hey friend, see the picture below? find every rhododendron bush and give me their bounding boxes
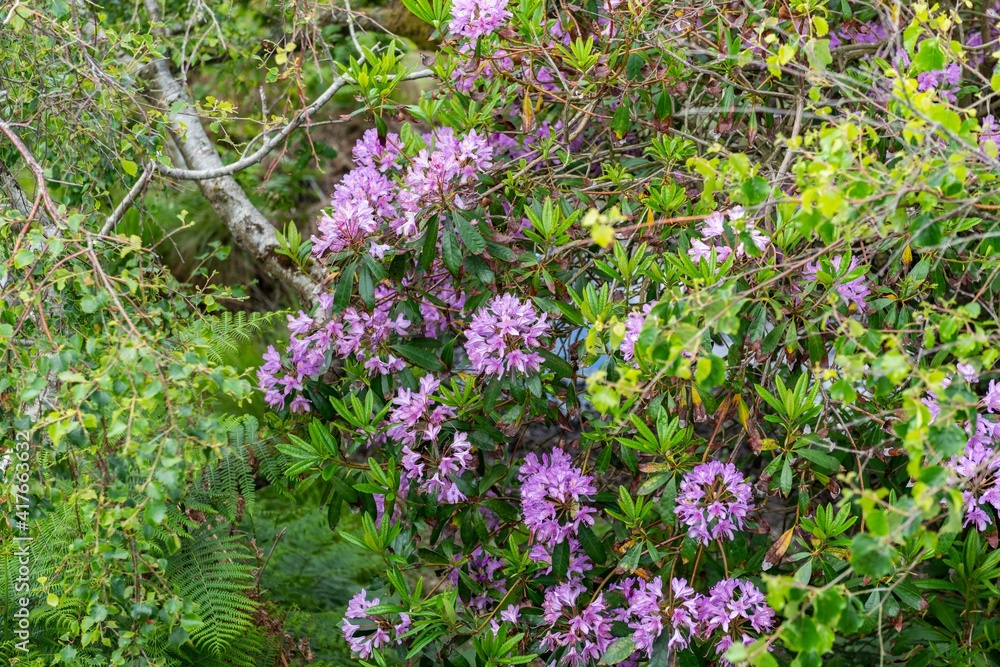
[12,0,1000,663]
[252,0,1000,665]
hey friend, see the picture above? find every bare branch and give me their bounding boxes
[101,163,155,235]
[144,57,321,305]
[155,67,434,182]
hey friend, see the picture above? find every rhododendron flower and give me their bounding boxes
[688,207,768,263]
[529,538,592,578]
[981,115,1000,151]
[958,363,980,384]
[611,576,665,655]
[696,578,775,664]
[387,375,457,446]
[676,461,753,545]
[451,547,506,612]
[984,380,1000,414]
[519,448,597,547]
[341,590,411,659]
[449,0,511,40]
[257,287,411,411]
[667,577,700,650]
[803,255,871,313]
[620,302,655,363]
[464,294,550,376]
[540,582,614,665]
[949,437,1000,530]
[401,432,474,504]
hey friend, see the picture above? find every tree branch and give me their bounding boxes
[101,163,155,235]
[142,0,320,305]
[155,67,433,181]
[144,57,321,305]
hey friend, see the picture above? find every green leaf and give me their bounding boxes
[481,498,519,522]
[929,425,967,457]
[806,38,832,69]
[625,53,644,81]
[552,539,570,579]
[333,261,356,313]
[358,264,374,308]
[420,214,439,270]
[780,458,793,496]
[850,534,894,578]
[391,344,444,372]
[440,224,462,276]
[454,213,486,254]
[599,637,637,665]
[610,101,631,139]
[795,447,842,472]
[121,159,138,177]
[577,524,607,564]
[742,176,771,205]
[13,248,34,269]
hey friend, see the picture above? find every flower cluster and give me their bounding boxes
[341,590,411,660]
[696,578,776,662]
[611,576,666,655]
[257,287,411,411]
[452,547,506,612]
[950,436,1000,531]
[387,375,456,446]
[540,581,614,665]
[620,302,655,364]
[401,431,474,503]
[676,461,753,545]
[312,128,493,256]
[688,207,770,264]
[464,294,551,376]
[802,255,871,314]
[449,0,511,40]
[519,448,597,548]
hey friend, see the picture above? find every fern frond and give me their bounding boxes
[179,311,282,364]
[166,527,259,657]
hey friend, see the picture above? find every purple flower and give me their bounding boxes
[529,538,592,578]
[464,294,550,376]
[611,576,665,655]
[452,547,506,612]
[688,208,768,263]
[519,448,597,547]
[499,604,521,624]
[620,302,655,363]
[676,461,753,545]
[828,19,885,49]
[981,115,1000,151]
[341,589,411,659]
[257,286,412,411]
[353,128,403,172]
[957,363,979,384]
[387,375,457,446]
[449,0,511,40]
[401,432,474,503]
[398,128,493,229]
[540,582,614,666]
[667,578,700,650]
[702,211,726,239]
[949,434,1000,531]
[695,578,775,664]
[802,255,871,313]
[688,238,732,264]
[916,64,962,102]
[984,380,1000,414]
